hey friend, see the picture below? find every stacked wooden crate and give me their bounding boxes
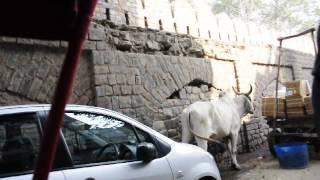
[304,96,313,115]
[261,97,285,118]
[284,80,311,117]
[262,80,312,118]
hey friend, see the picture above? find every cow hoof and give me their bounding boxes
[231,163,241,171]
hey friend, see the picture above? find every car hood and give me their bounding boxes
[165,142,221,180]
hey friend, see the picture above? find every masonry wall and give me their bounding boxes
[94,0,314,53]
[0,43,95,106]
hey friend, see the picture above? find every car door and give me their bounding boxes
[60,111,174,180]
[0,112,65,180]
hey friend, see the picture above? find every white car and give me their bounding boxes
[0,104,221,180]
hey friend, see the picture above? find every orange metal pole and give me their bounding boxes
[32,1,97,179]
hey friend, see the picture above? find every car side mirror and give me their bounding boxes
[136,142,157,162]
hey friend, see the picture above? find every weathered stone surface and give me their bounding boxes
[146,41,160,51]
[112,85,121,95]
[95,85,106,97]
[96,96,112,109]
[116,74,127,84]
[27,78,43,99]
[189,47,204,57]
[105,85,113,95]
[107,74,117,85]
[132,95,144,108]
[121,85,132,95]
[201,85,209,92]
[115,40,132,51]
[153,121,165,131]
[94,65,109,74]
[97,41,108,50]
[93,51,105,65]
[119,96,132,108]
[192,87,201,94]
[111,96,120,109]
[133,85,143,94]
[89,29,106,41]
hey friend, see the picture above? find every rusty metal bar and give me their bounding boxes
[277,28,316,41]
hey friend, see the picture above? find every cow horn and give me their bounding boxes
[232,86,241,95]
[245,84,253,96]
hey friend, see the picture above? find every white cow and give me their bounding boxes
[181,86,253,170]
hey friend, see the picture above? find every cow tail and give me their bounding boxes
[187,112,222,144]
[181,110,192,143]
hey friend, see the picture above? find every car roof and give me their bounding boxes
[0,104,175,145]
[0,104,113,115]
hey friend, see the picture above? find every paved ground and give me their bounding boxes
[221,143,320,180]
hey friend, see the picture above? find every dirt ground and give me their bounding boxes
[221,143,320,180]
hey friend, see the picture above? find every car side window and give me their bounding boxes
[0,113,41,176]
[62,112,154,166]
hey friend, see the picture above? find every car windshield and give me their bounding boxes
[64,113,133,148]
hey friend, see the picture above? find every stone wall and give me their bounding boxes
[92,49,213,138]
[0,43,95,106]
[94,0,314,53]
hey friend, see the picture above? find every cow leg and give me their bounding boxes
[195,137,208,151]
[228,134,241,170]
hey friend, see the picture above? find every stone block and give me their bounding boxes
[132,95,144,108]
[96,96,112,109]
[115,40,132,51]
[168,129,177,137]
[153,121,165,131]
[93,51,105,65]
[83,41,97,50]
[89,29,106,41]
[8,72,23,92]
[97,41,108,50]
[163,108,173,117]
[179,89,187,99]
[146,40,160,51]
[121,108,136,118]
[105,85,113,95]
[164,119,178,130]
[112,96,120,109]
[192,87,201,94]
[109,65,128,73]
[113,85,121,95]
[135,75,142,85]
[127,75,136,85]
[17,77,33,96]
[119,96,132,108]
[132,85,143,94]
[116,74,127,84]
[104,50,118,64]
[119,31,131,41]
[94,65,109,74]
[107,74,117,85]
[95,85,106,97]
[27,78,43,99]
[201,85,209,92]
[159,130,168,136]
[121,85,132,95]
[185,86,192,94]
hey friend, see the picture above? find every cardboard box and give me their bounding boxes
[283,80,311,97]
[261,97,285,117]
